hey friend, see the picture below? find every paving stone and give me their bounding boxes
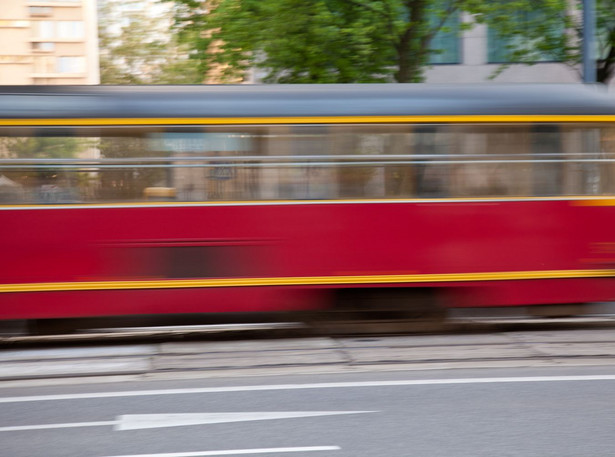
[529,342,615,357]
[507,330,615,344]
[0,357,151,380]
[344,344,537,364]
[0,345,157,362]
[153,349,347,370]
[337,333,513,348]
[159,338,339,355]
[5,330,615,381]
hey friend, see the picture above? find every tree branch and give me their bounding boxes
[343,0,397,38]
[421,0,459,49]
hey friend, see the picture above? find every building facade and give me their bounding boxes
[0,0,99,85]
[423,13,606,86]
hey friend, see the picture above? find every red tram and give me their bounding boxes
[2,84,615,325]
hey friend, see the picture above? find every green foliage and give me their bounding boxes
[168,0,615,84]
[169,0,471,83]
[473,0,615,83]
[595,0,615,82]
[98,1,202,84]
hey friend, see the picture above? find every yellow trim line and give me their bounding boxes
[2,115,615,126]
[2,195,615,210]
[2,269,615,293]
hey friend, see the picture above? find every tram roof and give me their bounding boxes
[1,84,615,119]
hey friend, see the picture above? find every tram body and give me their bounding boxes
[2,84,615,321]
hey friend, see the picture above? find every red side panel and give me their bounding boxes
[2,200,615,319]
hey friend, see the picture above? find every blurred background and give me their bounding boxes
[0,0,613,87]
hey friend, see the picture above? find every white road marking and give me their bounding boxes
[0,421,115,432]
[116,411,372,431]
[100,446,341,457]
[1,375,615,404]
[0,411,371,433]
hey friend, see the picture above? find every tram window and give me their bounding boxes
[0,176,25,203]
[600,127,615,194]
[553,125,615,196]
[336,133,385,198]
[569,126,615,195]
[0,133,99,204]
[451,125,531,197]
[582,129,603,194]
[532,125,562,196]
[152,128,261,201]
[413,126,450,197]
[264,126,336,200]
[382,132,414,198]
[290,126,329,156]
[4,123,615,204]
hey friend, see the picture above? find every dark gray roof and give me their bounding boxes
[1,84,615,119]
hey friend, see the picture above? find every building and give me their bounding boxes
[422,12,609,87]
[0,0,99,85]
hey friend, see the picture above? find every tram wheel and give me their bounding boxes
[27,318,78,336]
[304,287,446,335]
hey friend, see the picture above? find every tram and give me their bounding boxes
[2,84,615,327]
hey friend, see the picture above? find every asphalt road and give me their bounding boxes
[2,366,615,457]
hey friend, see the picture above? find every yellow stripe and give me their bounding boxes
[572,198,615,206]
[2,115,615,126]
[0,195,609,210]
[2,270,614,293]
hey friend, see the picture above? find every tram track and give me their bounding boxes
[3,315,615,348]
[4,318,615,384]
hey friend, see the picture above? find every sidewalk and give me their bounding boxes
[3,329,615,382]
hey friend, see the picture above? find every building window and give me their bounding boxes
[32,42,55,52]
[33,20,54,39]
[33,55,55,73]
[487,11,562,63]
[1,20,29,28]
[29,6,52,16]
[429,13,461,65]
[56,56,85,73]
[57,21,83,39]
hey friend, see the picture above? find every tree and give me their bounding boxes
[473,0,615,84]
[98,1,202,84]
[170,0,474,83]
